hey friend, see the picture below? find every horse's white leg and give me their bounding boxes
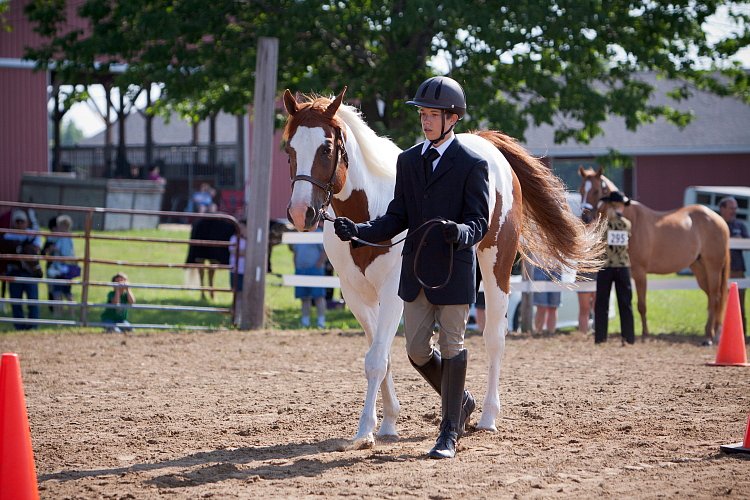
[477,287,509,432]
[372,291,403,438]
[338,276,381,449]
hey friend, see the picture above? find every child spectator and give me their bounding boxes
[229,219,246,323]
[101,272,136,333]
[291,224,327,328]
[189,182,217,213]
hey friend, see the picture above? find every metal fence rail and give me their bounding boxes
[0,201,241,331]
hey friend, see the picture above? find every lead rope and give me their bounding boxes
[320,210,454,290]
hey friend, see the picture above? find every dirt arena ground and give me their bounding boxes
[3,328,749,499]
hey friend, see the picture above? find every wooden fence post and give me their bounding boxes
[241,37,278,330]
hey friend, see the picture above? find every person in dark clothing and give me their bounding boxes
[594,191,635,345]
[719,196,748,338]
[334,76,489,459]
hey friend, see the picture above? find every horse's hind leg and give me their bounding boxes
[373,294,404,439]
[690,260,721,343]
[632,269,649,339]
[477,280,509,432]
[208,268,216,299]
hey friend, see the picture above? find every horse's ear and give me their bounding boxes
[283,89,299,116]
[323,86,347,119]
[578,166,586,177]
[595,166,604,177]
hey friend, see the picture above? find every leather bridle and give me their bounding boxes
[290,126,348,222]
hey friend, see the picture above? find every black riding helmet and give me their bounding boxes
[406,76,467,119]
[407,76,467,145]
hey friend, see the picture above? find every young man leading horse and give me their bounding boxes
[334,76,487,459]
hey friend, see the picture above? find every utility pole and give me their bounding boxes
[241,37,278,329]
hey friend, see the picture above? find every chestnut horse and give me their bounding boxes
[578,167,730,343]
[283,88,603,449]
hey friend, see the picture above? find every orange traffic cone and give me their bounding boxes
[720,413,750,455]
[0,353,40,500]
[707,282,749,367]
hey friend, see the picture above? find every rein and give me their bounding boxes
[319,210,454,290]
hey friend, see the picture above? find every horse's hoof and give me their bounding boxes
[375,433,399,443]
[475,415,498,432]
[349,435,375,450]
[475,424,498,432]
[376,421,398,438]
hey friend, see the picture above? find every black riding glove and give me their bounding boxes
[443,220,460,243]
[334,217,359,242]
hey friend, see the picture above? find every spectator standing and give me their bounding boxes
[46,214,76,317]
[100,272,136,333]
[291,225,327,328]
[719,196,748,337]
[531,260,562,334]
[594,192,635,345]
[3,209,42,330]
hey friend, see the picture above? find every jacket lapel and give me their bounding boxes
[426,138,460,186]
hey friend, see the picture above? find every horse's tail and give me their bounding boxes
[475,130,606,275]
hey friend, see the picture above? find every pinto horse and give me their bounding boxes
[283,88,604,449]
[578,167,730,343]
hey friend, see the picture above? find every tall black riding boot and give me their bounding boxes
[428,349,468,459]
[410,350,475,436]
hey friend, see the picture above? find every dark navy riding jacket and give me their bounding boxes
[355,137,489,305]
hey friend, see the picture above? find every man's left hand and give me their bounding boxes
[443,221,460,243]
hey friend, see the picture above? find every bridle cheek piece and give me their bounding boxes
[290,127,348,222]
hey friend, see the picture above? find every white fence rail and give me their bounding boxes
[281,233,750,292]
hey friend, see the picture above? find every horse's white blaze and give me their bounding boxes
[288,126,327,227]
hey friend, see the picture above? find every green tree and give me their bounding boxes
[60,117,84,145]
[24,1,750,148]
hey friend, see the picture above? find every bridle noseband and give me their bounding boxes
[290,126,349,221]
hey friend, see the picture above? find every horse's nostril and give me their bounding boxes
[305,206,317,227]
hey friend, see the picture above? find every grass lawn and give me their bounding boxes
[1,226,734,335]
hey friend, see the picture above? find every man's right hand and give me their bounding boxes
[334,217,359,242]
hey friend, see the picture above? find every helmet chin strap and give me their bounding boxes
[429,110,456,146]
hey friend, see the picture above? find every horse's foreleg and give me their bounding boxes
[339,278,381,449]
[372,293,403,439]
[477,290,509,432]
[632,270,649,338]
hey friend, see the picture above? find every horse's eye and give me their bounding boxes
[322,146,332,156]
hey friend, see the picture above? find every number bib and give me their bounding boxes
[607,230,629,246]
